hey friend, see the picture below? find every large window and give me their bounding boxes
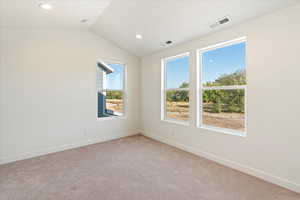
[162,53,190,123]
[198,38,247,135]
[97,61,125,118]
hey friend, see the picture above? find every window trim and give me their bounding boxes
[96,59,127,121]
[196,37,247,137]
[161,52,190,125]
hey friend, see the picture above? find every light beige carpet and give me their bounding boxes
[0,135,299,200]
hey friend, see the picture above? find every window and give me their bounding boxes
[198,38,247,135]
[97,61,125,118]
[162,53,190,123]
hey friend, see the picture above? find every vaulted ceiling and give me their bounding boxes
[0,0,299,57]
[91,0,298,56]
[0,0,112,28]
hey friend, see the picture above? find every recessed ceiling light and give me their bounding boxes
[136,34,143,39]
[39,3,53,10]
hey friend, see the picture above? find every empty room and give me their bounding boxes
[1,0,300,199]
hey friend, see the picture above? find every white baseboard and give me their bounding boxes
[0,131,139,165]
[141,130,300,194]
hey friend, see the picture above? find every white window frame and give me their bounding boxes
[197,37,247,137]
[97,59,127,121]
[161,52,190,125]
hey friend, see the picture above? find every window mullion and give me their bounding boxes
[202,85,246,91]
[166,88,189,91]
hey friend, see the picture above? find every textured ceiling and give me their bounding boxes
[91,0,299,57]
[0,0,112,28]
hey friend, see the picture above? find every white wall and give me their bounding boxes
[0,28,140,164]
[140,4,300,193]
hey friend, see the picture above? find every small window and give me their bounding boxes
[198,38,247,135]
[162,53,190,123]
[97,61,125,118]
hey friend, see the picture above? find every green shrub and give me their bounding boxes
[211,98,221,113]
[227,105,240,113]
[212,103,221,113]
[106,91,123,99]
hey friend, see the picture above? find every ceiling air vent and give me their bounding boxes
[210,16,230,28]
[160,40,173,48]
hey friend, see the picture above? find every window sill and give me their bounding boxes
[198,125,246,137]
[162,119,190,126]
[97,116,126,121]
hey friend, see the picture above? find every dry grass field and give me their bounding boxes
[106,99,123,114]
[166,101,245,131]
[203,112,244,131]
[166,101,189,121]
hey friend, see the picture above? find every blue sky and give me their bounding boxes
[166,42,245,88]
[202,42,246,84]
[166,56,189,88]
[106,63,124,90]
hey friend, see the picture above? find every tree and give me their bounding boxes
[203,70,246,113]
[165,70,246,113]
[179,82,189,88]
[204,70,246,87]
[106,91,122,99]
[211,97,221,113]
[166,82,189,102]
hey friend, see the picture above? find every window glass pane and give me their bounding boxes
[106,91,124,115]
[98,91,123,118]
[166,55,189,89]
[166,90,189,121]
[202,89,245,131]
[202,42,246,86]
[106,63,124,90]
[97,62,125,118]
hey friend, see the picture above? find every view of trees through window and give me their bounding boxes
[162,39,246,134]
[202,71,245,131]
[200,41,246,132]
[166,82,189,121]
[164,54,189,122]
